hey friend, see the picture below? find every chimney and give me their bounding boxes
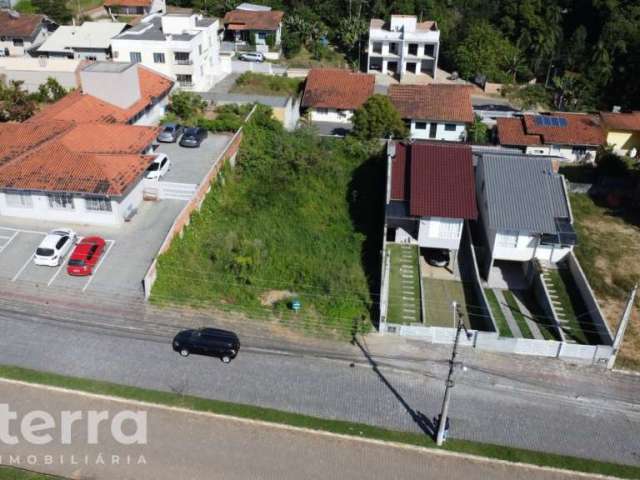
[79,62,141,109]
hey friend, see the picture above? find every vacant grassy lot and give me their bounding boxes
[280,46,348,69]
[153,106,384,338]
[570,193,640,368]
[230,72,303,97]
[0,467,61,480]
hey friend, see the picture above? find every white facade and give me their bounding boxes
[367,15,439,79]
[0,180,145,226]
[408,120,466,142]
[106,0,166,17]
[111,14,228,92]
[0,20,49,57]
[417,217,463,250]
[0,56,80,92]
[308,107,354,124]
[524,144,598,163]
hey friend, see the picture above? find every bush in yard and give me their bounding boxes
[468,115,490,144]
[352,94,408,140]
[596,149,629,177]
[167,91,207,123]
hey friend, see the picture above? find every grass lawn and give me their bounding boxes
[484,289,513,337]
[280,46,348,69]
[387,244,421,324]
[570,193,640,366]
[230,72,303,97]
[0,365,638,479]
[502,290,534,339]
[545,268,602,345]
[0,468,61,480]
[153,106,384,339]
[423,277,471,329]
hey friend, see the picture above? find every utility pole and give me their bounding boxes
[436,301,471,446]
[607,284,638,370]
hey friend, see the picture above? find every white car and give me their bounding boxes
[34,229,77,267]
[146,153,171,180]
[239,52,264,62]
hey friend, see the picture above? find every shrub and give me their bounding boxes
[167,91,207,122]
[352,94,408,140]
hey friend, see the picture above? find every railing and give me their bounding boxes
[178,82,194,88]
[174,59,193,65]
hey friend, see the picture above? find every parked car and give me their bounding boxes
[425,248,450,268]
[179,127,208,148]
[172,328,240,363]
[146,153,171,180]
[157,123,183,143]
[239,52,264,62]
[34,229,77,267]
[67,236,106,276]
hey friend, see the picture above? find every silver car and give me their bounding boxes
[239,52,264,62]
[158,123,183,143]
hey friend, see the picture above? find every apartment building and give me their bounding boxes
[111,13,227,91]
[366,15,439,80]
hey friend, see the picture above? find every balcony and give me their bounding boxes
[174,58,193,65]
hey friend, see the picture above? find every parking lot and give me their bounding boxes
[0,133,233,299]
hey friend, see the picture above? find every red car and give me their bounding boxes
[67,236,106,276]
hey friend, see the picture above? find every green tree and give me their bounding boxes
[351,94,407,140]
[31,0,72,24]
[36,77,67,103]
[453,22,519,83]
[468,115,489,144]
[167,91,207,122]
[0,81,36,122]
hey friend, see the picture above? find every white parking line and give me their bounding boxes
[0,227,48,236]
[47,261,67,287]
[82,239,116,292]
[0,231,18,254]
[12,254,34,282]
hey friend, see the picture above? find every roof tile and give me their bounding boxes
[301,69,375,110]
[223,9,284,31]
[389,84,474,123]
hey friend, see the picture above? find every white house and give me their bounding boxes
[385,142,477,253]
[389,84,473,141]
[104,0,166,17]
[0,10,55,57]
[367,15,439,80]
[301,68,374,125]
[0,121,159,227]
[475,152,577,283]
[37,22,128,61]
[496,113,605,163]
[111,13,227,91]
[222,4,284,59]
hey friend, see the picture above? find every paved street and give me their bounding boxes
[0,290,638,468]
[0,381,607,480]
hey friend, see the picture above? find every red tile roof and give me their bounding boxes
[0,121,160,196]
[497,114,605,147]
[389,84,474,123]
[301,69,375,110]
[0,10,46,38]
[390,142,477,219]
[599,111,640,132]
[223,9,284,31]
[496,118,541,146]
[104,0,153,6]
[29,65,173,125]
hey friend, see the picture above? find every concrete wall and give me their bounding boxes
[0,63,79,92]
[309,108,354,123]
[524,144,598,163]
[606,130,640,154]
[566,252,614,345]
[408,120,466,142]
[81,63,141,109]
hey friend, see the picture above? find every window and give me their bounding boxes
[129,51,142,63]
[429,123,438,138]
[86,55,97,61]
[176,74,193,87]
[316,108,328,115]
[5,192,33,208]
[174,52,191,64]
[424,44,435,56]
[372,42,382,54]
[48,193,74,210]
[572,146,587,155]
[408,43,418,55]
[12,38,23,47]
[389,42,398,54]
[153,52,165,64]
[85,196,112,212]
[55,237,68,250]
[415,121,427,130]
[444,124,456,131]
[338,109,348,117]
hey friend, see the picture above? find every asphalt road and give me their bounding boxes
[0,381,606,480]
[0,306,638,468]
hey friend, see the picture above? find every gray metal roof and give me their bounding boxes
[114,17,165,41]
[479,153,571,234]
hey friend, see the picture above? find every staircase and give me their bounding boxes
[541,267,574,343]
[144,181,198,201]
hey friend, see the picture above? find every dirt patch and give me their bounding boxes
[260,290,295,307]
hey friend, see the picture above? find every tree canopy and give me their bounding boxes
[351,94,407,140]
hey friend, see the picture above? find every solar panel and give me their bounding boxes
[533,115,567,128]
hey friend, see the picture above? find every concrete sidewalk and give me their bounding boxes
[0,381,604,480]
